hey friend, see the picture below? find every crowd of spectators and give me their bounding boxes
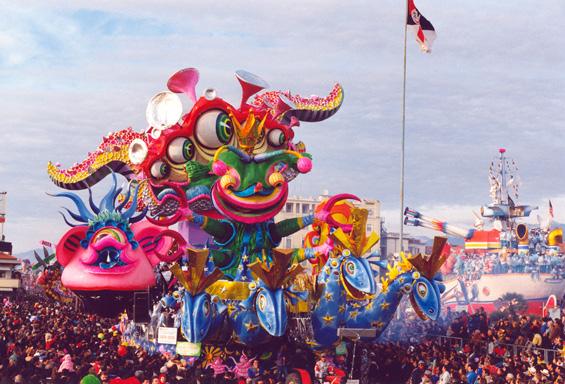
[0,293,320,384]
[1,290,564,384]
[370,307,564,383]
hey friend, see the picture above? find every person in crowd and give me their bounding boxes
[438,364,451,384]
[247,359,263,383]
[409,360,426,384]
[314,353,329,383]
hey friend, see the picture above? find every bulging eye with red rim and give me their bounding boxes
[150,160,170,179]
[195,110,233,149]
[267,129,285,147]
[345,260,355,275]
[167,137,195,164]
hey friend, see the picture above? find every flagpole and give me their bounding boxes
[399,0,408,255]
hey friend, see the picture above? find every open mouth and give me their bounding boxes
[211,182,288,224]
[145,183,217,221]
[145,184,183,216]
[83,251,135,274]
[341,277,371,301]
[409,294,430,320]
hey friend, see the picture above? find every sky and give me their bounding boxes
[1,1,564,253]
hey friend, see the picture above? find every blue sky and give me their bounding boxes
[1,1,564,252]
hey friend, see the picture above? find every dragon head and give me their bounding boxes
[179,291,216,343]
[169,250,225,343]
[141,68,343,225]
[406,237,450,321]
[408,272,443,321]
[247,249,304,337]
[327,207,380,300]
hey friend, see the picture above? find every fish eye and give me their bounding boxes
[257,293,267,311]
[345,261,355,275]
[417,282,428,297]
[401,284,412,294]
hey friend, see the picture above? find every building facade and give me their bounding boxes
[274,192,381,249]
[0,245,20,293]
[380,231,427,259]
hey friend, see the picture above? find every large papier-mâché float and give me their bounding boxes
[48,68,447,350]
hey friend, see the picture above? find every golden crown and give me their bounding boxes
[229,109,267,154]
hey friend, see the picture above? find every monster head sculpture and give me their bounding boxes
[48,68,343,227]
[53,173,186,292]
[130,68,344,225]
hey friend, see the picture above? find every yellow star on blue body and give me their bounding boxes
[245,321,258,332]
[322,314,335,325]
[372,321,385,329]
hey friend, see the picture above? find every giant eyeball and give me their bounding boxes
[195,110,233,149]
[267,129,285,147]
[150,160,170,179]
[167,137,195,164]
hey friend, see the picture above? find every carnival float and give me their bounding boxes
[405,148,565,314]
[46,68,449,373]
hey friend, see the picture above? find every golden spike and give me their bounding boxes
[361,232,380,255]
[230,111,242,132]
[332,208,380,257]
[188,248,209,290]
[386,263,400,281]
[248,249,302,290]
[380,277,389,293]
[397,253,414,273]
[332,228,353,250]
[408,237,449,280]
[171,249,225,296]
[170,263,190,291]
[350,208,368,255]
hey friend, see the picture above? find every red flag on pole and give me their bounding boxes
[407,0,436,53]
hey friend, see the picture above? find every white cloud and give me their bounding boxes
[1,1,564,252]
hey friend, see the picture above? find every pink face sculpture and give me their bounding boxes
[53,174,185,291]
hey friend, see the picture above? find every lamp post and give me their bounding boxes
[337,328,377,380]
